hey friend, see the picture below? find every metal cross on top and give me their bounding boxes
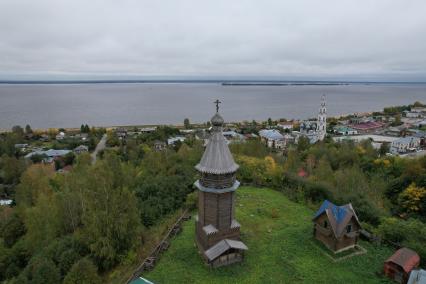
[214,99,221,112]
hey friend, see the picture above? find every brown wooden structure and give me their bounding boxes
[194,102,248,267]
[313,200,361,253]
[384,247,420,284]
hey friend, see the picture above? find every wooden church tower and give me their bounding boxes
[194,100,248,268]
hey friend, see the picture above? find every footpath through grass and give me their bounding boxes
[144,187,393,284]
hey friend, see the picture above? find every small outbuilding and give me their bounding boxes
[312,200,361,253]
[384,247,420,284]
[74,145,89,154]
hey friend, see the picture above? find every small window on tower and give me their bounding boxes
[346,224,352,233]
[323,220,328,228]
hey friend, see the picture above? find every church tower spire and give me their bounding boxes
[194,100,248,268]
[317,94,327,141]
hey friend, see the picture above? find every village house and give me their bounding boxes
[0,199,13,206]
[384,248,420,284]
[55,131,66,140]
[333,126,358,136]
[259,129,285,149]
[73,145,89,154]
[14,143,29,151]
[413,131,426,148]
[115,127,127,139]
[404,111,424,119]
[390,136,421,154]
[25,149,71,163]
[180,129,195,134]
[139,127,157,133]
[73,133,89,141]
[222,130,246,144]
[244,133,258,140]
[167,136,186,146]
[312,200,361,253]
[39,134,50,142]
[349,117,385,134]
[277,121,294,131]
[195,130,210,146]
[153,140,166,151]
[385,126,407,137]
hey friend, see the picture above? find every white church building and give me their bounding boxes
[294,95,327,144]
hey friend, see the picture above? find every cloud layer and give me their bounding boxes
[1,0,426,80]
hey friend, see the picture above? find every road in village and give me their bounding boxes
[91,134,107,164]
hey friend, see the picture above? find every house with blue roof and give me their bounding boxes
[312,200,361,253]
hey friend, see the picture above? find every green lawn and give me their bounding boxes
[143,187,393,284]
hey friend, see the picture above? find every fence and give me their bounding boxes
[126,209,191,283]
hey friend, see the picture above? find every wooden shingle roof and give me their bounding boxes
[195,112,239,174]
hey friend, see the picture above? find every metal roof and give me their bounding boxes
[386,248,420,273]
[393,136,421,145]
[259,129,284,140]
[313,200,361,238]
[195,112,239,174]
[204,239,248,261]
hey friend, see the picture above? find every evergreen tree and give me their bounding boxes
[24,124,33,135]
[184,118,190,129]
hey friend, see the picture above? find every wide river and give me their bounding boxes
[0,83,425,129]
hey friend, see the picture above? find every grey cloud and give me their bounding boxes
[0,0,426,80]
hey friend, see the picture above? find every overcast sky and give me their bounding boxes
[1,0,426,81]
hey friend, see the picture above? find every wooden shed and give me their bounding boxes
[312,200,361,253]
[384,247,420,284]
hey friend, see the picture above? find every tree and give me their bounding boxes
[267,117,273,126]
[283,149,301,173]
[313,157,334,185]
[11,126,24,137]
[22,257,61,284]
[392,114,402,126]
[0,210,26,248]
[0,155,26,185]
[184,118,190,129]
[398,183,426,214]
[379,143,389,156]
[63,258,101,284]
[81,158,141,270]
[24,125,33,135]
[24,194,63,251]
[413,101,425,107]
[297,136,311,152]
[15,164,54,207]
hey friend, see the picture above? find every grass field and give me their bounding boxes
[143,187,393,284]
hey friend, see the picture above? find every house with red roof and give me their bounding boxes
[384,247,420,284]
[312,200,362,253]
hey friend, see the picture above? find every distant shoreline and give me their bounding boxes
[1,80,426,85]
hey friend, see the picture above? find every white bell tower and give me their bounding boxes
[316,94,327,141]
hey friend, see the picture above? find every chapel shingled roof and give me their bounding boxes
[195,111,239,174]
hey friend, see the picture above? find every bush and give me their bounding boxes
[377,217,426,264]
